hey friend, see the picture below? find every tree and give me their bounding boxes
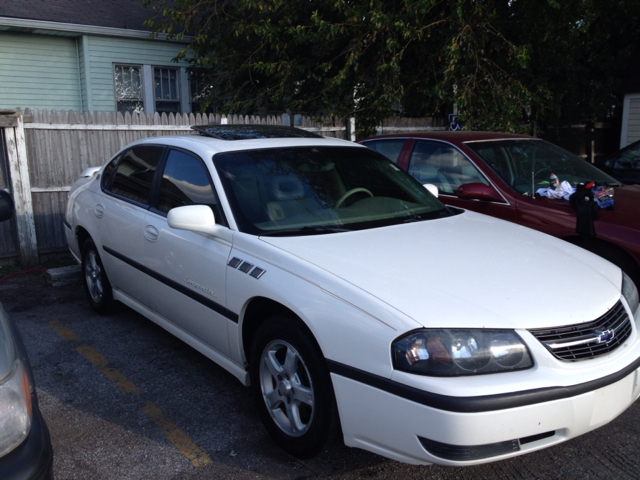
[144,0,640,137]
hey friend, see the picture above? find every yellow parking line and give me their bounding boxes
[75,345,141,395]
[48,319,211,467]
[49,319,81,341]
[142,401,212,467]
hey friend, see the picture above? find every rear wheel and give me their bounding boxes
[250,316,341,459]
[81,239,114,315]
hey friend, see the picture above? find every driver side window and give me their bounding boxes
[408,141,488,195]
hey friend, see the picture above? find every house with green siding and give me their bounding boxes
[0,0,196,115]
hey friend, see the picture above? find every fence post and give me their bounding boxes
[1,111,39,265]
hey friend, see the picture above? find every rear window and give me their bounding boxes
[107,146,165,205]
[362,140,406,163]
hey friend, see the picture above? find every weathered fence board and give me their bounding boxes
[5,113,38,265]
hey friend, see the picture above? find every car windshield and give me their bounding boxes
[466,139,621,195]
[214,146,452,235]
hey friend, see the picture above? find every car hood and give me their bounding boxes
[604,185,640,226]
[260,211,622,330]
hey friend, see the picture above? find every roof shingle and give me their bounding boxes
[0,0,160,32]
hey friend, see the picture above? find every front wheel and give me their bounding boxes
[250,316,341,459]
[81,239,114,315]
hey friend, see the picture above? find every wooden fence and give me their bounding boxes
[0,109,351,265]
[0,108,448,265]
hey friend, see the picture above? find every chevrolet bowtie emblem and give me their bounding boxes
[594,329,614,344]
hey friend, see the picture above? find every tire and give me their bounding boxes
[250,316,341,459]
[81,239,114,315]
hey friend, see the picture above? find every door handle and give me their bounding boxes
[144,225,159,241]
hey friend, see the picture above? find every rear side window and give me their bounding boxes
[108,146,164,205]
[156,149,221,219]
[362,140,406,163]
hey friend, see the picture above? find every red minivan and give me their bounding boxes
[360,132,640,287]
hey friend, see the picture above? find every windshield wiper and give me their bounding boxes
[259,225,351,237]
[402,209,455,223]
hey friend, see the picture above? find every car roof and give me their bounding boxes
[360,131,534,145]
[127,126,360,156]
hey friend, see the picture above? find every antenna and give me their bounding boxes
[532,171,535,199]
[531,153,536,199]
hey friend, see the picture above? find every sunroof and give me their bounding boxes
[191,125,323,140]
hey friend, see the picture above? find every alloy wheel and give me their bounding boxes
[258,339,315,437]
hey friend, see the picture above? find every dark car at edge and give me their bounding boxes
[0,190,53,480]
[596,139,640,185]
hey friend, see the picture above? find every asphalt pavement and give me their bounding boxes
[2,266,640,480]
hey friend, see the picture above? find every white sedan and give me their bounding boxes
[64,125,640,466]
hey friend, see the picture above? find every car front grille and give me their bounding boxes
[528,301,632,361]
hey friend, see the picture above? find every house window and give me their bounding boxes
[189,75,215,114]
[154,67,180,113]
[114,65,144,114]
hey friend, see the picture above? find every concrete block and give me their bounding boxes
[46,264,81,286]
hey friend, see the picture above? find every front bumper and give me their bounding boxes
[331,362,640,466]
[0,394,53,480]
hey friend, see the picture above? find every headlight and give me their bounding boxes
[622,272,639,315]
[0,360,32,457]
[393,329,533,376]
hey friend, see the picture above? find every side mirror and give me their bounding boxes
[168,205,224,237]
[423,184,439,198]
[456,183,503,202]
[80,166,102,178]
[0,190,15,223]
